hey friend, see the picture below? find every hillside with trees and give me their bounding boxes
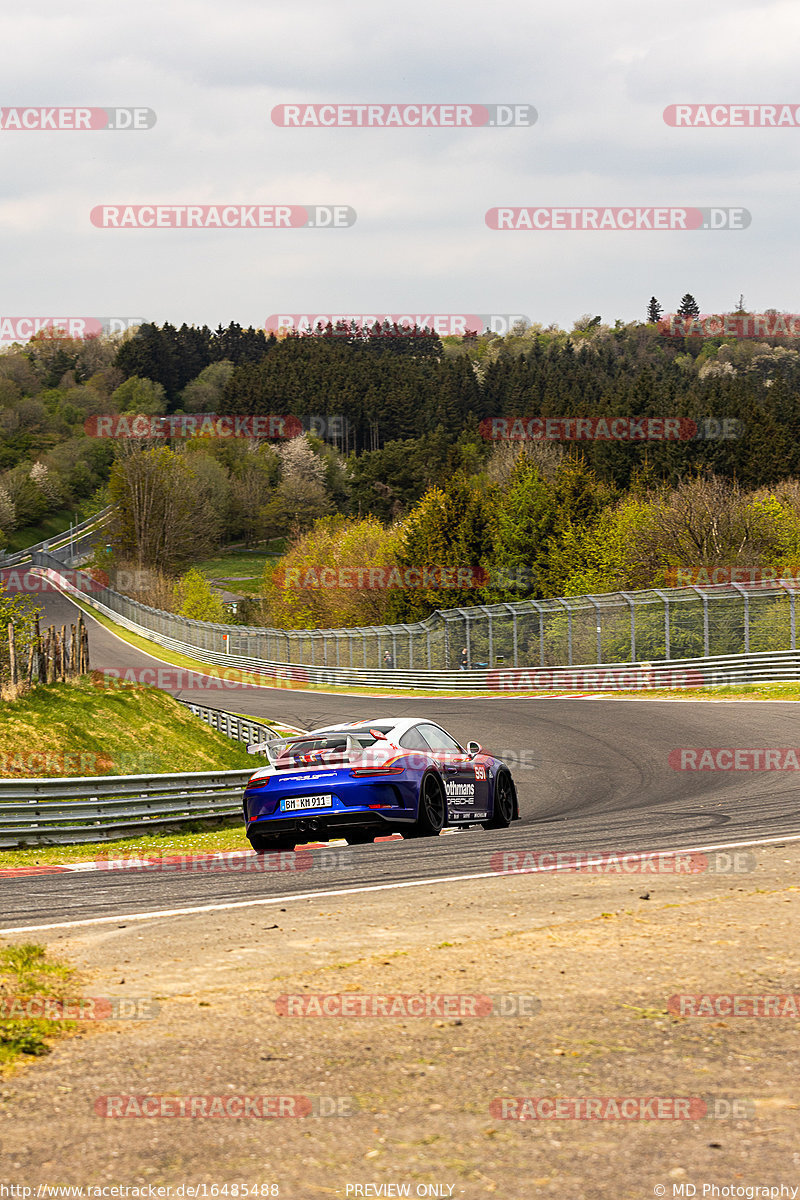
[1,309,799,628]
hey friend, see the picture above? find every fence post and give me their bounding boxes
[652,589,671,659]
[34,618,43,682]
[787,585,797,652]
[689,588,710,656]
[556,599,573,665]
[7,623,17,686]
[730,583,749,653]
[621,592,636,661]
[588,597,602,664]
[507,601,524,668]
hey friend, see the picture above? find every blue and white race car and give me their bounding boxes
[243,717,519,850]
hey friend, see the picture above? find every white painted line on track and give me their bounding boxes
[3,831,800,935]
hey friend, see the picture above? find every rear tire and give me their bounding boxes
[483,770,514,829]
[248,832,297,852]
[403,772,446,838]
[344,830,375,845]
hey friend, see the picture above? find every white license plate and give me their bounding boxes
[280,794,334,812]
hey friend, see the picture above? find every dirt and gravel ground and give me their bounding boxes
[1,842,798,1199]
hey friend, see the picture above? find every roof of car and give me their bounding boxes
[307,717,429,740]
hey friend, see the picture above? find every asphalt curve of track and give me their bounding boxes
[2,587,800,929]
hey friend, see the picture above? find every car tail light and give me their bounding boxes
[349,766,405,777]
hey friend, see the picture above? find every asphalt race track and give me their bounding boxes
[2,586,799,930]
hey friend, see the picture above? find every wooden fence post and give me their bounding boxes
[78,617,89,673]
[45,627,54,684]
[7,623,17,687]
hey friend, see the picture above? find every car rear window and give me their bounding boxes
[317,725,395,748]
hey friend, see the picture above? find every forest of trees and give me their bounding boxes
[2,310,799,629]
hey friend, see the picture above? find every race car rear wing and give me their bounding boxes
[246,732,361,766]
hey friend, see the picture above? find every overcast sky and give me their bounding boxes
[1,0,798,335]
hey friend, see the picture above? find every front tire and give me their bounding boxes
[403,772,446,838]
[483,770,514,829]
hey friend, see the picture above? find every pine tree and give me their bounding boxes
[677,294,700,318]
[647,297,663,323]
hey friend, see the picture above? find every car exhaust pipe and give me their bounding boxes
[297,818,322,835]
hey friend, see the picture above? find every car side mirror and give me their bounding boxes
[467,741,482,758]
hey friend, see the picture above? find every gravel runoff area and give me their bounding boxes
[1,840,798,1200]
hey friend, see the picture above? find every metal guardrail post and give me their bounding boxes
[556,598,573,665]
[621,591,636,661]
[503,602,520,667]
[587,596,602,664]
[782,582,798,651]
[730,583,749,653]
[689,587,710,656]
[454,608,471,669]
[652,589,670,659]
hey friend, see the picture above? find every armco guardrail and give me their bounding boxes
[28,549,800,673]
[175,699,274,746]
[0,769,253,848]
[31,560,800,690]
[1,506,114,568]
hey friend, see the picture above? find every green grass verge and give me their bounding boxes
[0,943,80,1070]
[5,509,81,553]
[0,676,257,778]
[192,548,283,594]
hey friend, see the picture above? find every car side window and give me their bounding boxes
[399,727,433,751]
[418,724,463,752]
